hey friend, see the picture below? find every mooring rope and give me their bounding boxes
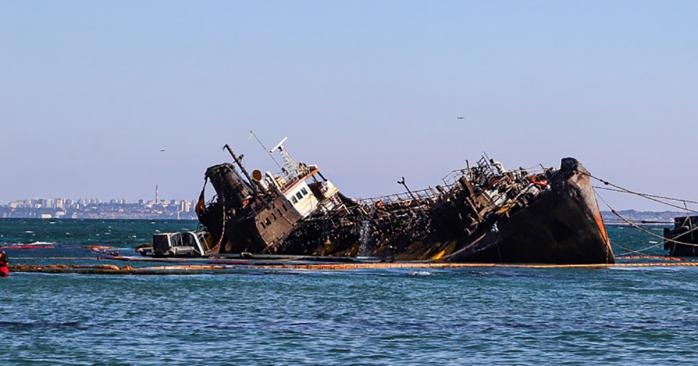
[579,172,698,255]
[586,173,698,213]
[593,185,698,206]
[595,191,698,256]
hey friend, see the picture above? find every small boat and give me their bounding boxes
[136,231,213,257]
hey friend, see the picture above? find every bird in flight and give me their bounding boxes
[456,116,465,120]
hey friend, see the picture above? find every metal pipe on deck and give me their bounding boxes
[397,176,417,201]
[223,144,256,193]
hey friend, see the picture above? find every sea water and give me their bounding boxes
[1,219,697,365]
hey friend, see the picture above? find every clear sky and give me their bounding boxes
[1,0,697,210]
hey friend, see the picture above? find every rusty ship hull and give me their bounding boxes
[196,143,614,264]
[452,159,613,263]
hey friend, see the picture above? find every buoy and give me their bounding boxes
[0,251,10,277]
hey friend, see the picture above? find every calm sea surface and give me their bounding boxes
[1,218,697,365]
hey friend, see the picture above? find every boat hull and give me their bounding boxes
[199,157,615,264]
[453,159,614,263]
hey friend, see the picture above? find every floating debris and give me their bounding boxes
[0,243,55,250]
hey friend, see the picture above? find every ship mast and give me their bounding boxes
[269,137,300,179]
[223,144,256,193]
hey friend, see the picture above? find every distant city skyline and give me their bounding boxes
[1,196,197,220]
[1,184,199,206]
[2,1,697,211]
[2,183,195,206]
[3,197,194,206]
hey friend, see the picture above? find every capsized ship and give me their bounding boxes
[194,139,614,264]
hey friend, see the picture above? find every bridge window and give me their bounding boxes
[296,192,303,200]
[301,187,308,196]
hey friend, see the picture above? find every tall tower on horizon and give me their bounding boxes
[155,184,159,203]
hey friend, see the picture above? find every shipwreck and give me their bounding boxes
[191,138,614,264]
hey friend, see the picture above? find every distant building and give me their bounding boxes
[180,200,192,213]
[1,196,198,220]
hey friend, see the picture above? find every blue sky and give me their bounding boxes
[1,1,697,210]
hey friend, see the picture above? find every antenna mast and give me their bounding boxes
[269,137,300,178]
[249,130,283,170]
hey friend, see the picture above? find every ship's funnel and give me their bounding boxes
[205,163,252,210]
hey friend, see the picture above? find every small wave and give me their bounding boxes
[0,321,82,330]
[611,266,687,272]
[410,271,432,276]
[27,241,56,245]
[24,230,34,234]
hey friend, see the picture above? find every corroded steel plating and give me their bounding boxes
[196,143,614,264]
